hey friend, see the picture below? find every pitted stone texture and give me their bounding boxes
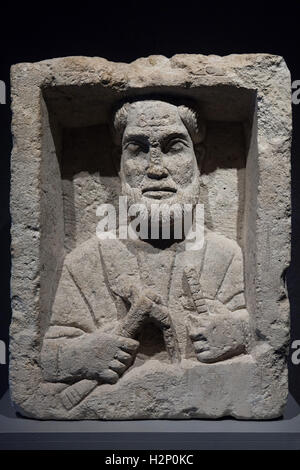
[10,54,291,419]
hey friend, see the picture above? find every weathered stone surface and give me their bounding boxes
[9,54,291,419]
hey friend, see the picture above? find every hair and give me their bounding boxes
[113,99,206,146]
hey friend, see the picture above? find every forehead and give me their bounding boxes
[125,101,186,134]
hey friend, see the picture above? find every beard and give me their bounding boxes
[119,170,201,241]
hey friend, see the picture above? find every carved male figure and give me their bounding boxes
[41,99,250,392]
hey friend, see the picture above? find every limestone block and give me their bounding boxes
[9,54,291,419]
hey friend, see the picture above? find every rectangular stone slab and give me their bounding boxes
[9,54,292,419]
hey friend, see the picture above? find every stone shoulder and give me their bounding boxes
[63,235,101,267]
[204,229,242,259]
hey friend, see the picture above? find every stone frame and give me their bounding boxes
[9,54,291,419]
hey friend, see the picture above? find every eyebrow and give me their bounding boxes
[123,132,190,145]
[161,132,190,145]
[123,134,148,145]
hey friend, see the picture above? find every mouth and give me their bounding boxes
[142,187,177,199]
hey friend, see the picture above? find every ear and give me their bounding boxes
[194,143,206,169]
[111,144,121,175]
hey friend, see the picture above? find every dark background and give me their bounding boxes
[1,4,300,406]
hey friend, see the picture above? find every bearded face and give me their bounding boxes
[118,101,201,232]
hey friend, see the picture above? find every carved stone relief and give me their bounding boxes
[9,54,291,419]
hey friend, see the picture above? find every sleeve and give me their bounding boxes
[216,247,247,312]
[40,262,97,382]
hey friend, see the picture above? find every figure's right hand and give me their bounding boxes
[68,330,139,384]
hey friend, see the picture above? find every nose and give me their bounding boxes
[147,164,168,179]
[146,147,168,180]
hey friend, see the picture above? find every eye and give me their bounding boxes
[165,139,187,153]
[124,141,147,155]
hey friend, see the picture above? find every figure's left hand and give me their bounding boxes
[186,310,250,363]
[118,286,180,363]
